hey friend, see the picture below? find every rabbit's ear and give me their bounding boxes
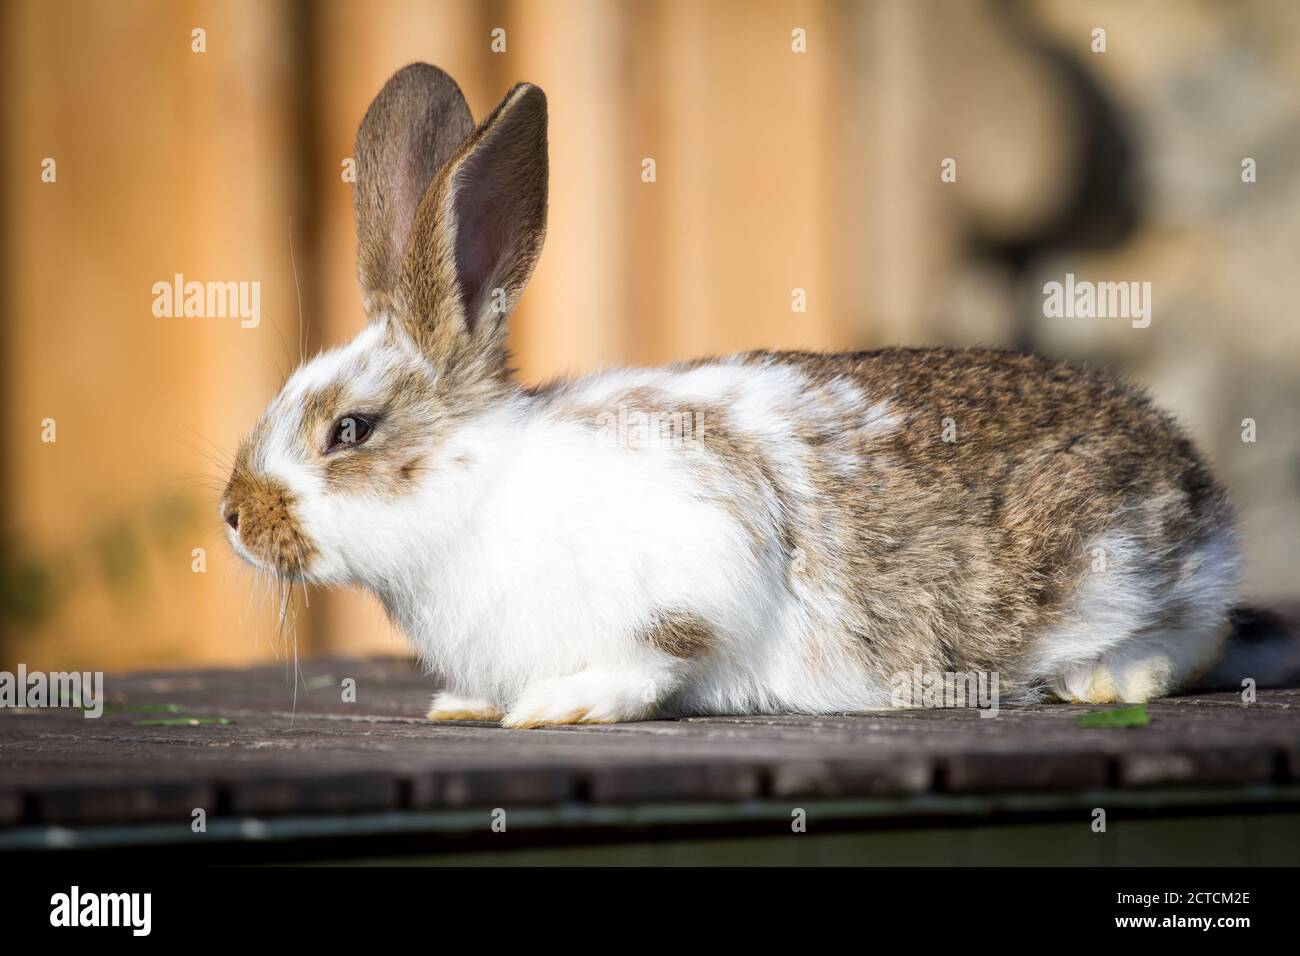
[397,83,548,375]
[354,63,474,319]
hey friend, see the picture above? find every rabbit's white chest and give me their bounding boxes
[394,415,769,703]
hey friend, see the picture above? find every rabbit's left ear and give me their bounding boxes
[399,83,548,376]
[354,64,475,320]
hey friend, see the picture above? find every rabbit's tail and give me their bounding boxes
[1193,606,1300,691]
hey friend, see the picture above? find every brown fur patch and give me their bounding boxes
[506,707,601,730]
[426,706,503,722]
[644,611,715,659]
[295,381,346,449]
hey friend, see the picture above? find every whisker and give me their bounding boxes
[292,542,311,610]
[262,353,289,391]
[177,476,228,494]
[260,306,298,382]
[180,425,237,469]
[168,435,235,476]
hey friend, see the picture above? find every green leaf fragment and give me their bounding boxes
[1076,704,1149,728]
[134,716,234,727]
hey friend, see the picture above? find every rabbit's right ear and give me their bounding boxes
[396,83,548,381]
[354,63,474,318]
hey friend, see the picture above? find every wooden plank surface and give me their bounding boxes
[1,656,1299,829]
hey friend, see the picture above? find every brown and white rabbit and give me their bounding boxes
[221,64,1294,727]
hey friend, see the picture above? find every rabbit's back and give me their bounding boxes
[773,347,1234,695]
[542,347,1237,705]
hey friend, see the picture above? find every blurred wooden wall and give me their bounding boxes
[1,0,317,670]
[0,0,880,669]
[4,0,1298,671]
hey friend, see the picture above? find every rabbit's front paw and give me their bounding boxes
[427,690,503,722]
[503,670,659,729]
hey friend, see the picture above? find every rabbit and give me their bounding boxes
[220,63,1296,727]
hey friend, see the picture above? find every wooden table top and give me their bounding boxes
[2,654,1299,834]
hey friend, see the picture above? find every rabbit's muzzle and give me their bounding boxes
[220,469,316,577]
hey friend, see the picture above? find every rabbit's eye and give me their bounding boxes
[326,414,374,452]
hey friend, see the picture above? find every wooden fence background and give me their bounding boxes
[3,0,1298,670]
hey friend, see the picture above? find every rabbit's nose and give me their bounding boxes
[226,510,240,532]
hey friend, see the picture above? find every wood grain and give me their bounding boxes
[2,656,1299,828]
